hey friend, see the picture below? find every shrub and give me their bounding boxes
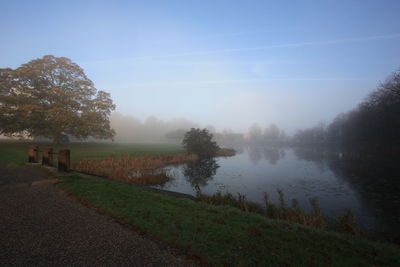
[182,128,220,158]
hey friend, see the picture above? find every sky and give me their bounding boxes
[1,0,400,134]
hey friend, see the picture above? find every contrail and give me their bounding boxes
[124,77,371,88]
[83,33,400,65]
[161,33,400,58]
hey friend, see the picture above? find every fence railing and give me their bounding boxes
[28,146,70,172]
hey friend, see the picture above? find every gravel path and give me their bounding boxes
[0,166,197,266]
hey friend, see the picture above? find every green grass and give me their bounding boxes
[0,141,183,166]
[58,173,400,266]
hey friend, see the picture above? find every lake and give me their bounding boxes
[151,145,400,234]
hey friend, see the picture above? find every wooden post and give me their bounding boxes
[28,146,39,163]
[58,149,70,172]
[42,147,53,166]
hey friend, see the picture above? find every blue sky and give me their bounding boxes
[1,0,400,133]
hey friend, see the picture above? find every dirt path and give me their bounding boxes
[0,166,196,266]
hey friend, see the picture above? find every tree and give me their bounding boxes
[182,128,220,158]
[263,123,282,141]
[296,69,400,150]
[165,128,187,140]
[293,123,327,145]
[0,55,115,143]
[248,123,262,142]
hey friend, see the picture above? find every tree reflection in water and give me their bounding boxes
[247,145,263,164]
[293,147,327,172]
[294,146,400,236]
[183,158,219,192]
[263,147,285,165]
[247,145,285,165]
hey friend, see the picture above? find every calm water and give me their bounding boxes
[151,145,400,233]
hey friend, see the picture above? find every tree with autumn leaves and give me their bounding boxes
[0,55,115,143]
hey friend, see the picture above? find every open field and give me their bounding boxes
[0,141,184,166]
[58,173,400,266]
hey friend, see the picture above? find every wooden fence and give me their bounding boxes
[28,146,70,172]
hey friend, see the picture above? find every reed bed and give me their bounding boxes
[197,189,359,234]
[216,148,236,157]
[71,153,198,185]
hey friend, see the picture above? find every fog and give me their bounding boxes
[108,79,373,139]
[110,112,199,143]
[108,79,374,143]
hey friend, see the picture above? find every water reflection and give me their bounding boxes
[247,145,263,164]
[183,158,219,191]
[327,155,400,234]
[293,146,400,234]
[293,147,327,172]
[247,145,285,165]
[263,147,285,165]
[152,145,400,234]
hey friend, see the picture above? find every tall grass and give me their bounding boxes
[72,153,198,185]
[336,208,360,235]
[196,192,262,213]
[197,189,361,235]
[264,190,326,228]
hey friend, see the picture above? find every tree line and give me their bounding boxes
[248,123,287,143]
[293,70,400,152]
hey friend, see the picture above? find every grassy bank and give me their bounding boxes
[58,173,400,266]
[0,141,183,166]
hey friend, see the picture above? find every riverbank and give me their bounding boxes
[58,172,400,266]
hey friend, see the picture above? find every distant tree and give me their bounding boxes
[298,69,400,150]
[205,124,216,133]
[165,128,187,140]
[263,123,279,140]
[248,123,262,141]
[182,128,220,158]
[0,55,115,143]
[222,128,233,135]
[293,123,326,145]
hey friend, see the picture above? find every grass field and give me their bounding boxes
[0,141,183,166]
[58,173,400,266]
